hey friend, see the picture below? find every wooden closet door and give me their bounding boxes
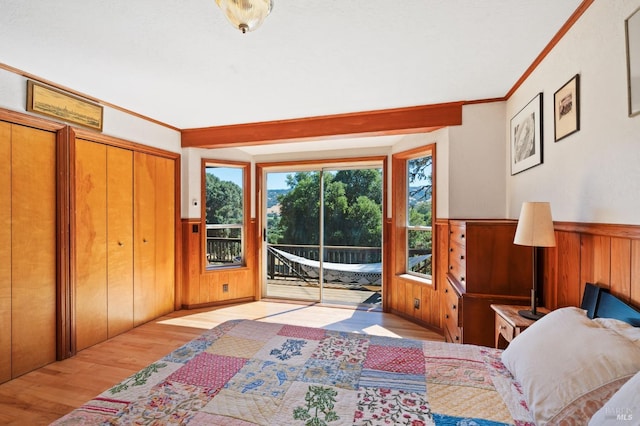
[11,124,56,377]
[0,122,11,383]
[107,146,133,337]
[154,156,175,317]
[134,152,156,326]
[74,139,108,351]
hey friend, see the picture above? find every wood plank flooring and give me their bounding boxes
[0,300,443,425]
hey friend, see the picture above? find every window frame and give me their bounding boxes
[391,144,436,285]
[201,159,251,271]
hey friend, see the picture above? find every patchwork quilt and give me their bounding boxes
[53,320,535,425]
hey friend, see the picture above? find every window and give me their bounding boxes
[406,153,433,280]
[203,161,248,269]
[392,145,434,283]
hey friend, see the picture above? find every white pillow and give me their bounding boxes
[501,307,640,425]
[594,317,640,346]
[589,371,640,425]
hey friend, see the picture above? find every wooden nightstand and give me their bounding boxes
[490,304,550,349]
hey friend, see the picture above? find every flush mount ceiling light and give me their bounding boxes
[216,0,273,33]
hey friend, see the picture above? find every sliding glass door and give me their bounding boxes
[265,171,321,302]
[263,165,383,307]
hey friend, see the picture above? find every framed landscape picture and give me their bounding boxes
[510,93,543,175]
[626,7,640,116]
[26,80,103,131]
[554,74,580,141]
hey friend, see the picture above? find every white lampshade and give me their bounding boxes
[216,0,273,33]
[514,202,556,247]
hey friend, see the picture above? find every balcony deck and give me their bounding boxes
[265,278,382,307]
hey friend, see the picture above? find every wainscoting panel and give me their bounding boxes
[546,222,640,310]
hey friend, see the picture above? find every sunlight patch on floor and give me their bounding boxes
[154,301,399,336]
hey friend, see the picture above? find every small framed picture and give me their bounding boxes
[510,93,543,175]
[554,74,580,141]
[626,7,640,117]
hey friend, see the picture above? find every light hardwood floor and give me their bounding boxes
[0,300,443,425]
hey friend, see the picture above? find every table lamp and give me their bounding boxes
[513,202,556,320]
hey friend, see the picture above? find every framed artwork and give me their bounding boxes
[26,80,103,131]
[510,93,543,175]
[554,74,580,141]
[626,7,640,117]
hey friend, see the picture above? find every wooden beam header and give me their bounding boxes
[181,102,463,149]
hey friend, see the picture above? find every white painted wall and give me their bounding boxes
[391,130,450,220]
[181,147,254,218]
[0,68,181,153]
[177,104,505,237]
[448,102,507,219]
[5,0,638,226]
[506,0,640,224]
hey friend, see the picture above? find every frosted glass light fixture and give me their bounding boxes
[216,0,273,33]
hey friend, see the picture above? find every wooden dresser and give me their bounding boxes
[443,220,533,347]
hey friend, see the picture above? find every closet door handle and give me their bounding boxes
[118,241,124,247]
[143,238,148,243]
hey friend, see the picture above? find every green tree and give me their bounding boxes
[407,154,433,276]
[334,169,382,205]
[205,172,242,225]
[267,213,284,244]
[278,172,321,245]
[344,195,382,246]
[276,170,382,247]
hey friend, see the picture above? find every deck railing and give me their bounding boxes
[205,236,430,280]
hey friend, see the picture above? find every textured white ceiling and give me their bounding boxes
[0,0,583,131]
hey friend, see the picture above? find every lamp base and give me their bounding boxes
[518,309,546,321]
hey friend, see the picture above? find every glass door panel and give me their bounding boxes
[265,171,321,302]
[263,166,383,307]
[321,167,383,307]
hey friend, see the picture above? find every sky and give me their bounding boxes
[208,168,430,190]
[207,167,289,189]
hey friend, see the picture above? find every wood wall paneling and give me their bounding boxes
[74,139,108,351]
[610,237,631,301]
[580,234,611,295]
[106,146,134,337]
[0,122,11,383]
[632,240,640,305]
[543,223,640,311]
[554,231,581,308]
[182,219,202,306]
[540,241,557,310]
[11,124,57,377]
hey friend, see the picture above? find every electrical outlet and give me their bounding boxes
[222,283,229,293]
[414,298,420,309]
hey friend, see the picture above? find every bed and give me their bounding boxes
[53,283,640,425]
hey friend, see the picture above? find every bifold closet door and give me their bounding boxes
[154,156,175,318]
[133,152,175,326]
[74,139,108,351]
[133,152,157,326]
[10,123,57,378]
[74,140,134,350]
[106,146,133,337]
